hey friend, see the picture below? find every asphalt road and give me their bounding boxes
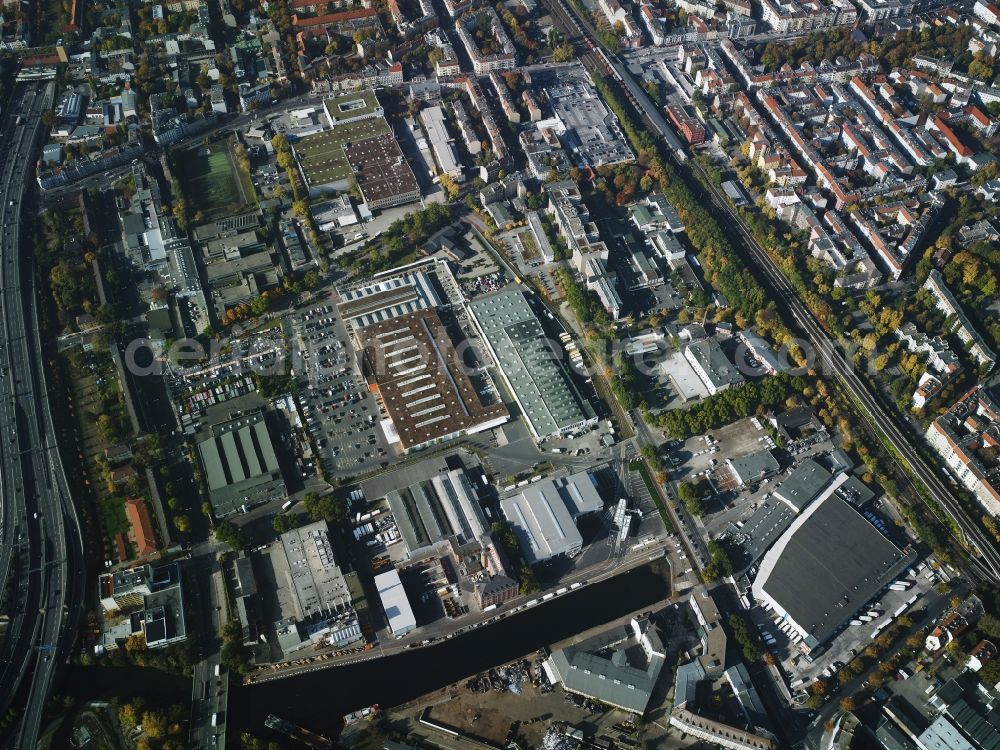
[685,168,1000,584]
[0,81,84,750]
[540,0,1000,585]
[186,545,230,750]
[525,0,1000,744]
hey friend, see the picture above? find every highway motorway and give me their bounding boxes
[0,81,84,750]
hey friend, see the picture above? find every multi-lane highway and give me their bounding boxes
[0,80,84,750]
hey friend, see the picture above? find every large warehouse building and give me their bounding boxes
[468,290,595,440]
[293,89,420,209]
[500,471,603,564]
[196,411,287,517]
[545,616,665,714]
[278,520,354,621]
[358,308,510,452]
[386,467,490,558]
[336,268,443,332]
[751,482,915,652]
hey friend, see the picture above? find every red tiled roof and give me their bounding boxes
[125,497,157,556]
[114,533,128,561]
[966,105,991,126]
[933,114,973,157]
[292,8,377,26]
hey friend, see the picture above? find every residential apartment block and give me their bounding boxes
[926,388,1000,516]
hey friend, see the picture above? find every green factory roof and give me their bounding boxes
[197,412,286,517]
[469,290,592,438]
[549,617,665,714]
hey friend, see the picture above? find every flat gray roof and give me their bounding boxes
[419,105,461,176]
[554,470,604,517]
[542,67,634,169]
[753,487,914,647]
[141,563,187,648]
[731,499,796,564]
[469,290,591,439]
[773,458,832,512]
[279,520,353,621]
[374,568,416,635]
[728,449,780,486]
[835,475,876,507]
[686,338,744,391]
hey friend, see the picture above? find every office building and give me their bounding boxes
[98,563,187,649]
[685,338,744,395]
[278,520,354,620]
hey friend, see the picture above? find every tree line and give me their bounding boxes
[651,374,804,439]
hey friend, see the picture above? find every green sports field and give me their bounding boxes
[293,117,390,187]
[176,144,244,216]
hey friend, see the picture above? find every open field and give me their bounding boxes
[68,367,131,558]
[293,118,390,187]
[176,142,247,217]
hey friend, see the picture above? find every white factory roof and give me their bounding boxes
[337,271,443,330]
[419,105,462,177]
[374,569,417,635]
[500,471,601,564]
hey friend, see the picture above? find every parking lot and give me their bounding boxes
[699,424,838,542]
[751,562,942,692]
[667,418,771,483]
[290,300,394,480]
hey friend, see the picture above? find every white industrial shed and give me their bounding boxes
[374,569,417,636]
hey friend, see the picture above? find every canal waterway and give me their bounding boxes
[59,563,669,745]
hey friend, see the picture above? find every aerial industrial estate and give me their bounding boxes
[0,0,999,746]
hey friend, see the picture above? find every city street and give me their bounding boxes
[187,543,230,750]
